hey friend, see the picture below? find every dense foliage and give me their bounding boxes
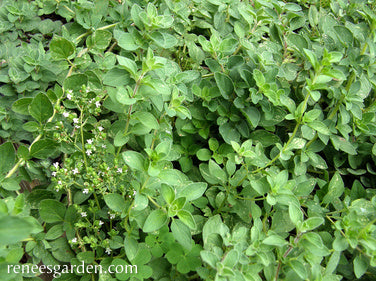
[1,0,376,280]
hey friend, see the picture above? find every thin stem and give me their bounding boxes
[274,233,302,281]
[116,73,145,157]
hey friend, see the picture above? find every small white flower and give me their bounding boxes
[83,188,89,194]
[75,125,80,129]
[99,220,104,226]
[81,212,87,217]
[63,112,69,118]
[73,168,79,174]
[73,118,79,124]
[67,93,72,100]
[67,90,73,94]
[102,144,107,149]
[117,168,122,173]
[105,248,112,255]
[95,101,101,108]
[52,171,57,177]
[71,237,77,243]
[86,149,92,156]
[53,162,59,169]
[98,126,104,131]
[133,190,137,196]
[108,212,115,219]
[87,139,93,144]
[58,180,62,185]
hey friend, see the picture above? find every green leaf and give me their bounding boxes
[29,139,58,159]
[334,26,353,46]
[122,151,145,171]
[115,31,139,51]
[12,98,33,115]
[103,68,131,87]
[171,219,192,251]
[219,123,240,144]
[325,251,340,275]
[322,172,344,204]
[29,93,53,123]
[0,142,15,176]
[104,193,126,213]
[196,148,211,161]
[177,210,196,230]
[0,216,34,246]
[179,182,207,202]
[200,250,219,268]
[208,159,227,183]
[214,72,234,99]
[22,121,40,132]
[132,111,159,130]
[150,31,177,49]
[50,36,75,60]
[307,121,330,135]
[354,255,368,278]
[241,107,260,128]
[1,178,20,191]
[290,260,308,279]
[39,199,66,223]
[161,184,175,205]
[89,30,112,51]
[303,49,319,70]
[289,204,303,226]
[263,235,288,246]
[250,130,280,147]
[143,209,168,232]
[300,217,324,232]
[45,224,64,240]
[117,55,138,76]
[63,74,88,91]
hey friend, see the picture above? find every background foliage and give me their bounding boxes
[1,0,376,280]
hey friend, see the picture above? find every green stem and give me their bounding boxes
[116,73,145,157]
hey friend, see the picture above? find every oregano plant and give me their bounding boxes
[1,0,376,280]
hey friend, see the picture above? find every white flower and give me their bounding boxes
[67,90,73,94]
[95,101,101,108]
[81,212,87,217]
[73,118,79,124]
[105,248,112,255]
[71,238,77,243]
[117,168,122,173]
[133,190,137,196]
[98,126,104,131]
[72,168,79,175]
[63,112,69,118]
[99,220,104,226]
[87,139,93,144]
[83,188,89,194]
[75,125,80,129]
[52,172,57,177]
[108,212,115,219]
[53,162,59,169]
[58,180,62,185]
[86,150,92,156]
[102,144,107,149]
[67,94,72,100]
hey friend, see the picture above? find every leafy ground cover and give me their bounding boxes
[1,0,376,280]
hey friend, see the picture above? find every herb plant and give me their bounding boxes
[1,0,376,280]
